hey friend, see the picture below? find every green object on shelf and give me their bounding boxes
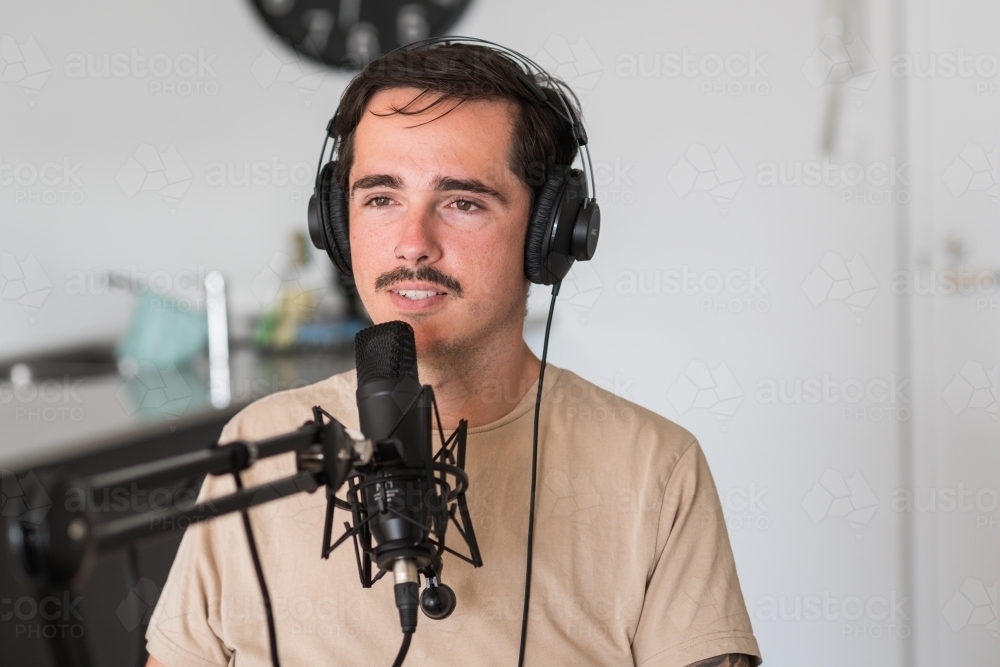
[253,308,280,348]
[116,290,208,368]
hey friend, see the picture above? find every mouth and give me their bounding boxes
[385,282,450,313]
[375,266,463,298]
[390,288,447,301]
[376,267,461,314]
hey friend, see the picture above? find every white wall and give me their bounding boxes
[2,0,997,665]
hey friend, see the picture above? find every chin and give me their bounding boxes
[409,319,453,352]
[409,315,478,365]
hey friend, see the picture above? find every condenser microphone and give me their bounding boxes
[355,321,431,470]
[354,321,437,637]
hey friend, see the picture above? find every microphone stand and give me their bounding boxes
[7,414,372,667]
[8,391,483,667]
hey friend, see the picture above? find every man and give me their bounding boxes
[146,43,761,667]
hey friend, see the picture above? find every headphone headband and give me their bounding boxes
[317,37,597,203]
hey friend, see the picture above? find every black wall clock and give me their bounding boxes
[248,0,474,70]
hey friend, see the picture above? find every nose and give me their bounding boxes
[394,202,442,267]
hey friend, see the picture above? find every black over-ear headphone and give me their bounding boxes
[307,37,600,286]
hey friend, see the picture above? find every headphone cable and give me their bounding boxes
[517,281,560,667]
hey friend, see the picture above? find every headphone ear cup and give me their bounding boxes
[525,164,570,285]
[317,161,353,276]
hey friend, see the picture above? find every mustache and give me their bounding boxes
[374,266,463,297]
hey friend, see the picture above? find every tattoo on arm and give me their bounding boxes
[684,654,752,667]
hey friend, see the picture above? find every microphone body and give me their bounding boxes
[354,321,438,633]
[356,373,435,571]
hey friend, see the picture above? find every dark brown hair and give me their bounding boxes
[331,43,581,196]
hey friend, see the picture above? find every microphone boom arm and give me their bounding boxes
[7,388,482,667]
[7,410,370,667]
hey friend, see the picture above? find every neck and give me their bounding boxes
[417,327,541,431]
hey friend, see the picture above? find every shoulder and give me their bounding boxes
[208,369,359,489]
[545,366,699,484]
[548,366,696,448]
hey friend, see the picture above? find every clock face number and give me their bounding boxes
[248,0,473,69]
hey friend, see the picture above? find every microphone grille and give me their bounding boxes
[355,321,418,385]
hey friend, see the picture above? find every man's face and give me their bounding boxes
[348,87,533,359]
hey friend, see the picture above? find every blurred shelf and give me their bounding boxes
[0,346,355,472]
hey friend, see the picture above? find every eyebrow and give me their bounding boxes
[350,173,509,207]
[433,176,508,207]
[351,174,402,198]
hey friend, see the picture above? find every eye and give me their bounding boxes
[452,199,477,212]
[368,196,392,207]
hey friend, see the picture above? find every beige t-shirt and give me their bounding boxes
[147,365,761,667]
